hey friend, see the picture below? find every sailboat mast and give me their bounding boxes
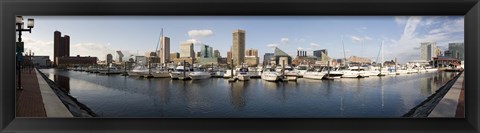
[342,36,347,66]
[381,40,384,67]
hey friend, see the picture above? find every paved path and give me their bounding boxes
[428,72,464,117]
[16,68,47,117]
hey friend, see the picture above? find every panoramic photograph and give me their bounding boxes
[15,16,464,118]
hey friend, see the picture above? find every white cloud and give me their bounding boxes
[281,38,289,44]
[187,29,213,38]
[71,42,116,61]
[296,47,304,50]
[386,16,464,63]
[394,16,408,25]
[309,43,320,47]
[267,43,279,48]
[23,38,54,59]
[351,36,363,43]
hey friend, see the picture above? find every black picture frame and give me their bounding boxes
[1,0,478,133]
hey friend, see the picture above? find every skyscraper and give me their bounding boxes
[160,36,170,64]
[53,31,70,66]
[232,29,245,66]
[180,42,194,58]
[106,54,113,64]
[214,50,221,58]
[420,42,437,61]
[116,51,124,62]
[448,43,464,60]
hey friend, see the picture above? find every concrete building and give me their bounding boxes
[448,43,464,60]
[106,54,113,64]
[263,53,274,66]
[245,56,259,66]
[245,48,258,57]
[116,51,124,62]
[180,42,195,58]
[420,42,437,61]
[170,52,180,61]
[160,36,170,64]
[227,50,232,65]
[30,56,51,67]
[135,56,147,65]
[272,47,292,66]
[56,55,97,67]
[53,31,70,66]
[232,29,245,66]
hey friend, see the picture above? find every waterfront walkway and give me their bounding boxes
[428,71,465,117]
[16,68,73,117]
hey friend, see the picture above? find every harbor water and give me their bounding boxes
[40,69,458,118]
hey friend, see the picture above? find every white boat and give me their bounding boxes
[237,68,250,81]
[295,65,308,77]
[224,69,236,78]
[151,68,170,78]
[170,66,191,79]
[425,68,438,72]
[303,68,327,80]
[248,67,262,78]
[128,65,148,77]
[189,68,211,80]
[322,67,344,79]
[261,68,279,82]
[396,69,408,75]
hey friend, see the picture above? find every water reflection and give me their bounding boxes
[39,68,460,117]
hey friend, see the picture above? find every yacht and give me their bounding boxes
[128,65,148,77]
[295,64,309,77]
[283,66,299,81]
[323,67,344,78]
[151,67,170,78]
[425,66,438,72]
[170,66,191,79]
[248,67,262,78]
[303,68,327,80]
[237,67,250,81]
[261,68,280,82]
[189,68,211,80]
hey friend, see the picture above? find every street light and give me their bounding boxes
[16,16,34,90]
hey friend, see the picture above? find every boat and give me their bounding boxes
[248,67,262,78]
[151,67,170,78]
[128,65,148,77]
[170,65,191,79]
[261,68,280,82]
[425,66,438,72]
[237,67,250,81]
[189,68,211,80]
[283,66,299,81]
[303,68,327,80]
[295,64,309,78]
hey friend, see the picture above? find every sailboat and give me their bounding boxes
[377,41,388,76]
[150,28,170,78]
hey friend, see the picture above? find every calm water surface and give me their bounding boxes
[40,69,458,118]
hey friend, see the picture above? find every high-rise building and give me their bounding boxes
[227,50,232,64]
[53,31,70,66]
[106,54,113,64]
[201,45,211,58]
[448,43,464,60]
[180,42,194,58]
[116,51,124,62]
[420,42,437,61]
[160,36,170,64]
[245,48,258,57]
[232,29,245,66]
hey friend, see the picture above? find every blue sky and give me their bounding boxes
[21,16,464,63]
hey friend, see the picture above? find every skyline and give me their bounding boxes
[20,16,464,63]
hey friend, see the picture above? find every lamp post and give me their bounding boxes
[16,16,34,90]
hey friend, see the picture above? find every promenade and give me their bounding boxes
[429,71,465,117]
[16,68,73,117]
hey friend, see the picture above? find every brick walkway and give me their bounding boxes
[16,68,47,117]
